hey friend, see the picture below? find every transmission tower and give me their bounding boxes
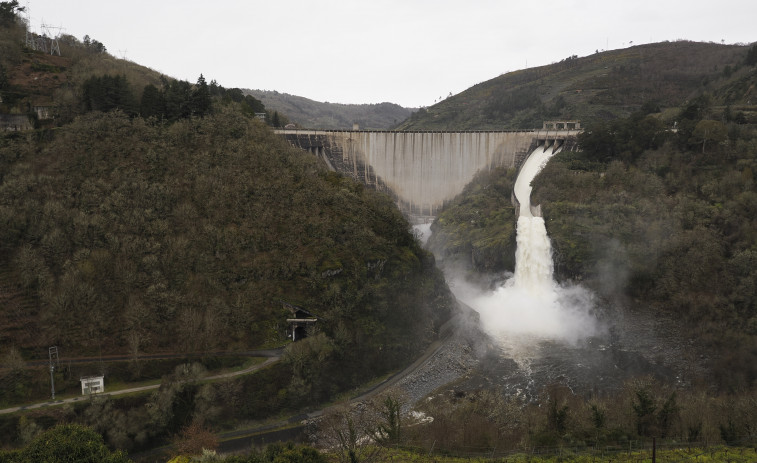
[40,22,62,56]
[23,2,35,50]
[48,346,59,400]
[48,24,63,56]
[48,28,62,56]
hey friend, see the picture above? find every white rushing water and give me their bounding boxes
[465,144,598,346]
[413,222,433,246]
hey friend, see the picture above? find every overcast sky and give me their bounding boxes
[24,0,757,108]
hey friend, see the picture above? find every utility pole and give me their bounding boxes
[48,346,59,400]
[652,437,656,463]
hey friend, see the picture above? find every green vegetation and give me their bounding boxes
[398,41,756,130]
[0,108,451,406]
[0,1,23,28]
[531,106,757,391]
[426,48,757,458]
[4,5,757,461]
[431,103,757,390]
[245,90,413,130]
[0,11,270,127]
[428,166,518,274]
[0,424,131,462]
[394,379,757,459]
[0,8,453,453]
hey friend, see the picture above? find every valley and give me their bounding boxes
[2,3,757,460]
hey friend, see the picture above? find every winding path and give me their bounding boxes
[0,351,283,415]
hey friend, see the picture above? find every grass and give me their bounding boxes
[367,445,757,462]
[1,357,271,413]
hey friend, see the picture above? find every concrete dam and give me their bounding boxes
[276,122,580,219]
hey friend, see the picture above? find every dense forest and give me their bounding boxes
[428,73,757,392]
[0,4,454,453]
[424,96,757,454]
[533,103,757,389]
[424,42,757,397]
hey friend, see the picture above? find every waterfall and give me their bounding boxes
[462,143,598,346]
[511,144,558,291]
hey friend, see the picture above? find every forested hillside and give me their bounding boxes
[398,41,757,130]
[531,102,757,390]
[420,49,757,454]
[245,89,414,129]
[0,6,454,448]
[1,111,450,357]
[428,71,757,392]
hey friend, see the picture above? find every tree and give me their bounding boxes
[140,84,164,118]
[2,346,25,373]
[371,396,402,446]
[631,384,680,438]
[82,35,107,53]
[690,119,728,153]
[0,1,24,27]
[172,421,218,457]
[632,387,657,437]
[745,44,757,66]
[164,79,193,120]
[81,74,137,115]
[20,424,131,463]
[192,74,212,117]
[547,396,569,434]
[243,95,265,114]
[317,405,381,463]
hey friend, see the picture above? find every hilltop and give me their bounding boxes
[397,41,757,130]
[245,89,414,129]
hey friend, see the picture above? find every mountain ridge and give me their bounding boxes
[397,40,757,130]
[244,89,414,129]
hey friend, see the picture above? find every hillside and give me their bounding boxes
[245,89,414,129]
[427,54,757,392]
[0,10,454,450]
[417,45,757,454]
[397,41,757,130]
[4,3,757,455]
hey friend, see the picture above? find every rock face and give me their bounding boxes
[279,129,578,219]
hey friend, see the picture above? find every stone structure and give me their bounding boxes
[282,301,318,341]
[0,114,32,132]
[277,126,579,219]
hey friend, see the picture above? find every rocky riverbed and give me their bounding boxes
[387,298,707,409]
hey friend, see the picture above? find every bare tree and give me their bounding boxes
[315,404,382,463]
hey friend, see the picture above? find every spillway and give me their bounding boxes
[511,144,559,292]
[464,143,598,346]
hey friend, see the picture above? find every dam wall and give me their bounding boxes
[277,129,579,218]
